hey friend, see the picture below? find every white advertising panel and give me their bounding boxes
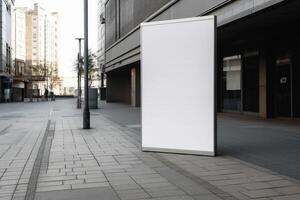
[141,16,216,156]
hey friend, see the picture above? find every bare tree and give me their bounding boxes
[48,67,62,91]
[74,49,100,87]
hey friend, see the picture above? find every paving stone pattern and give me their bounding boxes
[1,100,300,200]
[0,110,49,200]
[35,104,300,200]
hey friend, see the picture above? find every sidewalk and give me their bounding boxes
[31,100,300,200]
[0,102,50,200]
[98,101,300,180]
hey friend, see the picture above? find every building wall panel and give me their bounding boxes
[105,0,116,48]
[105,0,284,69]
[120,0,171,38]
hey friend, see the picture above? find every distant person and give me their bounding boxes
[44,88,48,100]
[50,91,55,101]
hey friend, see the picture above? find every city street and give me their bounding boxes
[1,0,299,200]
[0,99,300,200]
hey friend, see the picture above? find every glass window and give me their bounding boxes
[223,55,242,111]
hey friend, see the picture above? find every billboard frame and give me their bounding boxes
[140,16,217,156]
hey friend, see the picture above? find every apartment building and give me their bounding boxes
[0,0,14,102]
[45,12,61,94]
[11,3,60,100]
[102,0,300,119]
[12,7,27,101]
[26,3,45,80]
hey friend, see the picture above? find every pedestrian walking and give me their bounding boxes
[44,88,48,101]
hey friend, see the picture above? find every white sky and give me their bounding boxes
[15,0,98,87]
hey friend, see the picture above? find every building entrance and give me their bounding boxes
[222,54,260,114]
[276,57,292,118]
[243,52,259,113]
[222,55,242,112]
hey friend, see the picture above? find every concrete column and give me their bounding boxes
[131,67,136,107]
[259,56,267,118]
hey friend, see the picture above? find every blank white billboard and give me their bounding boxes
[141,16,216,156]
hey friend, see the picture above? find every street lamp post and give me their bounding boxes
[83,0,90,129]
[75,38,83,109]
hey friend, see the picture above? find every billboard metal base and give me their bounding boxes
[142,147,215,157]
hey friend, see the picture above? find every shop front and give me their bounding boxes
[218,1,300,119]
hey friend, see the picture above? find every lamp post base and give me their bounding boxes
[83,108,90,129]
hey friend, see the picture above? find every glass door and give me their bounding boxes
[243,53,259,113]
[276,57,292,117]
[222,55,242,112]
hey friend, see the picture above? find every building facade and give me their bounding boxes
[26,3,46,87]
[97,0,105,72]
[98,0,106,98]
[103,0,300,119]
[12,7,28,101]
[0,0,14,102]
[11,3,61,100]
[45,12,61,95]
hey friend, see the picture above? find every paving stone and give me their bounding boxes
[85,177,108,183]
[210,178,252,186]
[242,189,281,198]
[39,172,66,178]
[180,185,211,195]
[117,189,150,200]
[35,186,120,200]
[148,189,186,197]
[66,171,85,176]
[77,173,105,179]
[150,196,194,200]
[271,194,300,200]
[250,175,282,182]
[112,184,141,191]
[192,194,223,200]
[37,181,63,187]
[71,182,110,189]
[85,170,103,174]
[39,175,76,182]
[63,179,84,185]
[0,180,18,186]
[241,182,274,190]
[140,182,174,189]
[274,186,300,195]
[36,185,71,192]
[268,180,296,187]
[218,185,246,192]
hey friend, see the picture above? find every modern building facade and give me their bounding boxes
[12,7,28,101]
[26,3,46,87]
[103,0,300,119]
[45,12,61,95]
[98,0,106,98]
[98,0,105,71]
[11,3,61,100]
[0,0,14,102]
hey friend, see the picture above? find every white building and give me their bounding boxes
[0,0,14,102]
[11,7,27,101]
[12,3,61,99]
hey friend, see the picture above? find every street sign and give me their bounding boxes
[141,16,216,156]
